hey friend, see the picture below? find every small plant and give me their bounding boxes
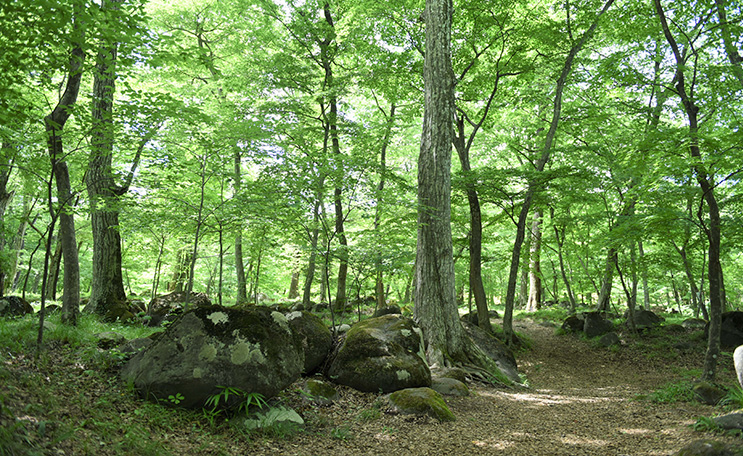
[330,425,353,440]
[356,405,381,422]
[205,386,266,416]
[720,385,743,410]
[644,380,695,404]
[168,393,184,405]
[693,416,721,433]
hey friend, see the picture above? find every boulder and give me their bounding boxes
[460,310,500,325]
[285,311,333,374]
[326,314,430,393]
[463,323,521,385]
[674,439,743,456]
[598,332,620,347]
[0,296,33,317]
[96,331,126,349]
[631,309,664,330]
[693,381,727,405]
[146,291,212,327]
[713,412,743,431]
[583,312,613,338]
[121,305,303,409]
[372,305,402,318]
[431,377,469,397]
[682,318,707,331]
[383,387,455,422]
[561,315,584,333]
[303,378,339,404]
[718,312,743,349]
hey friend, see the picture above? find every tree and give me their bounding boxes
[44,3,85,325]
[654,0,724,382]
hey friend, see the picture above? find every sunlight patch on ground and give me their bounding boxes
[619,427,653,435]
[559,434,611,447]
[472,439,515,450]
[480,389,621,406]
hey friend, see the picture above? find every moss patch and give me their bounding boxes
[387,387,455,422]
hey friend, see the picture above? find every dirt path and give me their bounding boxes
[244,320,738,456]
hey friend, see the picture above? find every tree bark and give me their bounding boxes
[414,0,467,366]
[714,0,743,88]
[234,151,248,305]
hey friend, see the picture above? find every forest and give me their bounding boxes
[1,0,743,453]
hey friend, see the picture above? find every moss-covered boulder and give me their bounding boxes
[285,311,332,374]
[303,378,339,404]
[121,306,303,409]
[431,377,469,397]
[145,291,213,327]
[384,387,455,422]
[0,296,33,318]
[326,314,431,393]
[463,323,521,384]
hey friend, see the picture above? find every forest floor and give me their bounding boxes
[2,315,743,455]
[240,319,743,456]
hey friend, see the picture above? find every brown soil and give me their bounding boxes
[245,319,741,456]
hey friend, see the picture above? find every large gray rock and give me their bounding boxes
[121,306,303,409]
[631,309,664,330]
[285,311,332,374]
[674,439,743,456]
[463,323,521,384]
[0,296,33,317]
[561,315,584,332]
[713,412,743,431]
[718,312,743,349]
[583,312,613,338]
[145,291,213,327]
[326,314,430,393]
[383,387,455,422]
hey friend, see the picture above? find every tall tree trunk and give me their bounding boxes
[315,3,348,313]
[302,200,322,308]
[414,0,467,366]
[526,210,542,312]
[714,0,743,88]
[44,9,84,325]
[655,0,723,381]
[0,143,13,297]
[596,247,616,312]
[374,103,396,309]
[639,240,650,310]
[552,209,577,310]
[502,0,615,343]
[234,149,248,305]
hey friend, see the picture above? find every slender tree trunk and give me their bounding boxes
[639,241,650,310]
[596,247,616,312]
[374,103,396,309]
[0,145,13,297]
[234,149,248,305]
[552,209,577,310]
[44,10,84,325]
[655,0,723,381]
[302,201,322,308]
[526,210,542,312]
[503,0,615,343]
[714,0,743,88]
[288,270,300,300]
